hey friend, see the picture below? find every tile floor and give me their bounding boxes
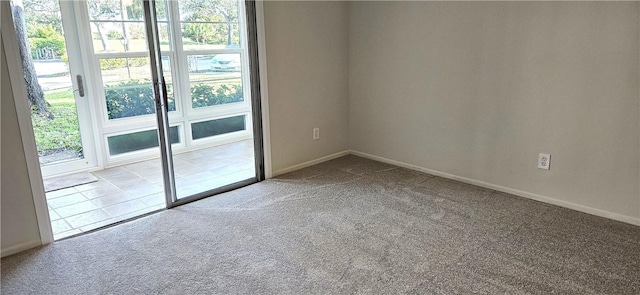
[46,139,255,240]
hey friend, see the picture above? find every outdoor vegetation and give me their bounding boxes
[31,90,81,155]
[105,80,243,119]
[191,83,243,108]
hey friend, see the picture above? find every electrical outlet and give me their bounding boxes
[313,128,320,140]
[538,153,551,170]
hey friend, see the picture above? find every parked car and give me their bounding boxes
[211,54,241,71]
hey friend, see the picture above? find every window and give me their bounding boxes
[191,115,246,140]
[87,0,174,121]
[84,0,253,160]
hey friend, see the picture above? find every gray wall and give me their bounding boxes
[263,1,350,172]
[1,37,42,255]
[350,1,640,221]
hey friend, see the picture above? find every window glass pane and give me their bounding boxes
[100,56,175,120]
[155,0,169,21]
[181,23,240,50]
[87,0,170,53]
[90,22,124,53]
[90,22,169,53]
[191,115,246,140]
[108,126,180,155]
[120,0,170,21]
[158,23,171,51]
[188,54,243,108]
[179,0,239,22]
[86,0,168,21]
[86,0,123,21]
[179,0,240,50]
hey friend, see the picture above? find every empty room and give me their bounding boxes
[1,0,639,294]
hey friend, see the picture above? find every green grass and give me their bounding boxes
[31,89,82,155]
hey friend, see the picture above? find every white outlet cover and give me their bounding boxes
[538,153,551,170]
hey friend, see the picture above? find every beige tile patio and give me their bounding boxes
[51,219,73,234]
[73,180,115,192]
[91,194,141,207]
[122,183,163,197]
[92,166,128,178]
[45,187,79,200]
[48,209,62,221]
[56,200,103,218]
[65,209,111,228]
[48,140,256,240]
[138,193,165,207]
[99,170,142,183]
[111,178,154,191]
[81,185,123,200]
[47,193,88,209]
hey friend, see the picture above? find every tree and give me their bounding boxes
[182,13,223,45]
[125,0,167,20]
[87,0,119,52]
[183,0,239,45]
[22,0,62,35]
[12,0,53,119]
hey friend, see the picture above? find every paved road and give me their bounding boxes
[34,60,72,91]
[34,57,239,92]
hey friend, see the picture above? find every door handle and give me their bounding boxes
[76,74,85,97]
[161,77,169,113]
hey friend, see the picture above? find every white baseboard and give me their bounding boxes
[350,150,640,226]
[272,150,351,177]
[1,240,41,258]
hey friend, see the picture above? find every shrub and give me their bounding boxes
[30,38,66,58]
[28,25,66,59]
[129,57,147,67]
[29,25,59,39]
[100,58,148,70]
[191,84,243,108]
[105,81,242,119]
[100,58,126,70]
[105,80,175,119]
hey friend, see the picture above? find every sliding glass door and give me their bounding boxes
[142,0,263,206]
[74,0,262,207]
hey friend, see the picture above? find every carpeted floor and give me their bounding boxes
[2,155,639,294]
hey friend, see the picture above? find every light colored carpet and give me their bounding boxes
[43,172,98,192]
[2,156,639,294]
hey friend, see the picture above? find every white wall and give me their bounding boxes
[263,1,350,173]
[350,1,640,222]
[1,36,42,256]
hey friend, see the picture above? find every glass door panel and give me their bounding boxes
[99,56,175,121]
[188,53,244,109]
[137,0,258,203]
[170,0,255,200]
